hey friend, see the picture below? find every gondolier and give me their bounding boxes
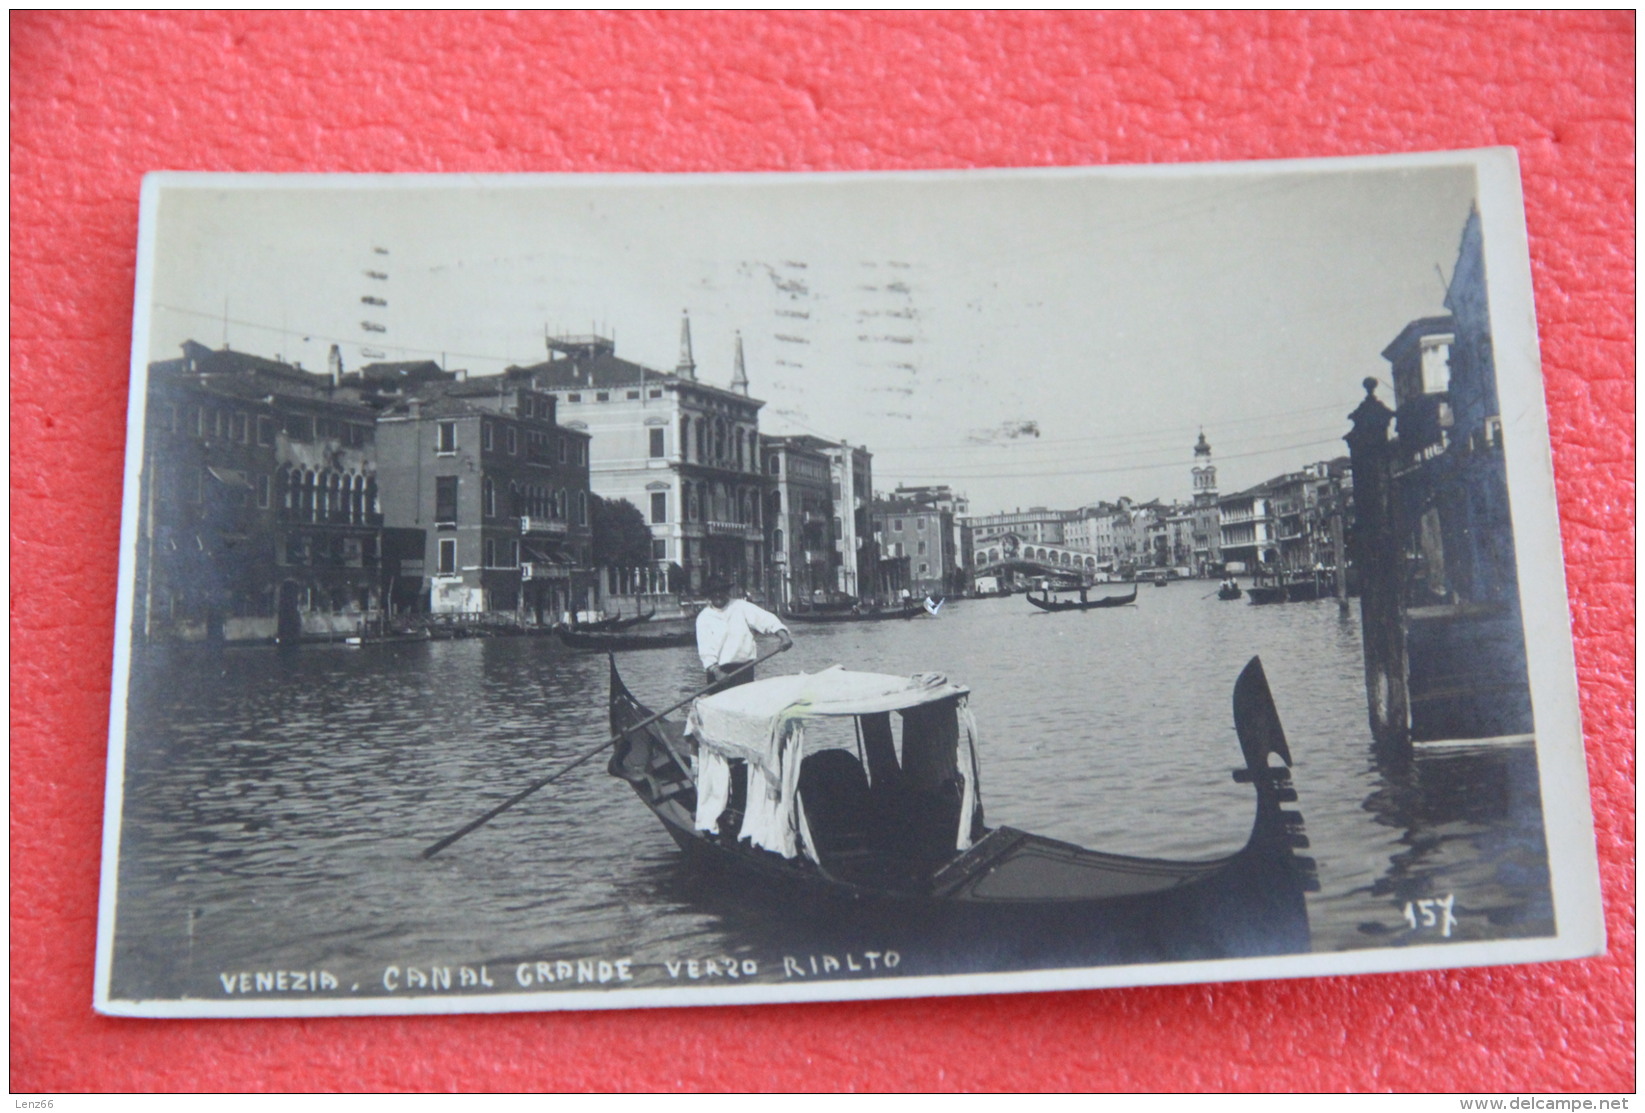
[696,576,792,691]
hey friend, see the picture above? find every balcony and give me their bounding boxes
[706,519,759,539]
[520,516,568,536]
[521,561,570,581]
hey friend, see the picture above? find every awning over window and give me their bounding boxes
[206,466,253,489]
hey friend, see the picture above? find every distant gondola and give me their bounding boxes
[557,627,695,651]
[780,605,924,624]
[1025,585,1138,611]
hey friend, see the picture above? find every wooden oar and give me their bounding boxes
[421,640,791,859]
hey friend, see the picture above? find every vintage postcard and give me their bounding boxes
[96,150,1602,1017]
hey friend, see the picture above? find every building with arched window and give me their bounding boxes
[504,321,772,599]
[132,341,388,644]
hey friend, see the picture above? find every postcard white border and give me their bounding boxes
[94,147,1604,1018]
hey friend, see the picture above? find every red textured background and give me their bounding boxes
[10,11,1634,1094]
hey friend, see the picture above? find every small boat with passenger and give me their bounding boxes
[606,655,1312,918]
[1025,584,1138,612]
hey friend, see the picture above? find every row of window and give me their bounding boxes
[648,483,763,527]
[438,420,589,467]
[565,388,664,403]
[161,402,371,448]
[433,475,589,526]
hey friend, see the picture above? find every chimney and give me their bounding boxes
[730,331,749,396]
[676,310,697,381]
[327,344,344,387]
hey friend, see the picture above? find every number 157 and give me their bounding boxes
[1403,894,1457,937]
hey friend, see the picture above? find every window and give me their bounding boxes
[627,390,640,400]
[648,389,662,399]
[436,422,457,454]
[509,540,520,567]
[482,477,496,518]
[506,426,517,455]
[575,491,587,526]
[482,422,493,451]
[650,492,667,524]
[558,438,567,464]
[652,539,667,561]
[438,538,457,575]
[484,539,495,568]
[919,563,929,575]
[232,412,249,443]
[596,392,610,402]
[567,393,581,403]
[257,475,271,509]
[918,540,927,555]
[893,518,903,532]
[916,517,926,531]
[435,476,459,525]
[649,428,665,458]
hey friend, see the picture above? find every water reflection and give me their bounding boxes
[1354,743,1553,943]
[107,587,1554,1003]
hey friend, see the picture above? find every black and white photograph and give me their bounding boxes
[96,149,1602,1017]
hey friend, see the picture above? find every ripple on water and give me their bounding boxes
[108,594,1554,1000]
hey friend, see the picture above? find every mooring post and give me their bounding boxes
[1345,379,1409,749]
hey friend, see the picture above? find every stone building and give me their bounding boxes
[505,321,770,597]
[762,435,838,608]
[134,341,388,644]
[374,377,593,621]
[872,496,957,597]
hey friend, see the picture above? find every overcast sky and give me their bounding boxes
[145,159,1477,515]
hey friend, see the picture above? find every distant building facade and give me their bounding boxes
[872,497,957,597]
[507,325,770,597]
[762,435,838,607]
[375,377,592,621]
[134,341,387,644]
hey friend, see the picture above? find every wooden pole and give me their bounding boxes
[421,640,790,858]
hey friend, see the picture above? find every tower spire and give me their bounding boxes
[675,310,697,381]
[730,331,749,395]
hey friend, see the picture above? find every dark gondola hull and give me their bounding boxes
[604,655,1313,961]
[780,606,924,624]
[559,628,696,651]
[1025,586,1139,611]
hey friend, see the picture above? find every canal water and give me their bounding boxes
[107,586,1554,1005]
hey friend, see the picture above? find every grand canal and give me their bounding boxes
[107,586,1554,1005]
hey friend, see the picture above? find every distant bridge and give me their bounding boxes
[971,537,1103,579]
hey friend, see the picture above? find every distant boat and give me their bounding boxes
[1026,585,1138,612]
[1218,583,1243,601]
[782,605,923,625]
[557,627,695,651]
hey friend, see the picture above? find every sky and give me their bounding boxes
[144,159,1478,515]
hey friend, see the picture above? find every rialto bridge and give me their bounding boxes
[970,534,1103,579]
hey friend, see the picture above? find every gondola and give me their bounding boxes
[1218,583,1243,601]
[1025,585,1138,611]
[780,604,924,624]
[557,626,695,651]
[606,654,1314,920]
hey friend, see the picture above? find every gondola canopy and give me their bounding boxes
[685,667,982,863]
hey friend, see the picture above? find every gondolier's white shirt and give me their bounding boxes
[696,600,788,669]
